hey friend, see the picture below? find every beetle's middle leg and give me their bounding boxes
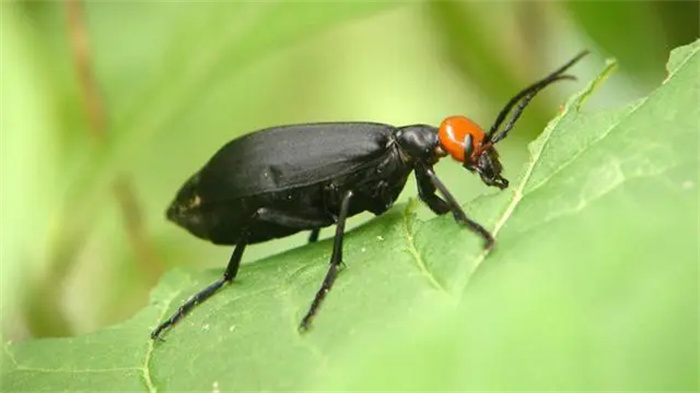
[299,190,353,331]
[256,207,329,229]
[308,228,321,243]
[255,208,328,245]
[151,234,249,340]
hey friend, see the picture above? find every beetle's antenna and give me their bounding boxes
[486,50,589,143]
[490,74,575,143]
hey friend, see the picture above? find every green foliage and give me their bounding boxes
[2,40,697,392]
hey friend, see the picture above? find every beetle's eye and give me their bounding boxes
[438,115,486,163]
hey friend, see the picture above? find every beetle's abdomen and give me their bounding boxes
[169,124,412,246]
[192,146,410,246]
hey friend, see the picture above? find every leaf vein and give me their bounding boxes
[401,201,451,296]
[3,343,144,374]
[10,366,143,374]
[2,342,18,368]
[142,285,183,393]
[525,97,648,197]
[510,161,692,237]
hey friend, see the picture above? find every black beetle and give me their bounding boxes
[151,51,588,340]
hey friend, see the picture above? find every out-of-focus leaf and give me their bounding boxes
[563,1,672,86]
[0,2,65,336]
[652,0,700,52]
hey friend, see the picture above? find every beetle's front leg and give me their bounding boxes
[415,167,450,215]
[416,165,494,250]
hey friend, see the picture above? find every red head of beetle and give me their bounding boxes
[438,115,508,189]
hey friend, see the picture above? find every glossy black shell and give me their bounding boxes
[169,122,419,245]
[198,122,396,200]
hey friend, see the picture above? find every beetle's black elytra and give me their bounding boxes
[151,51,588,340]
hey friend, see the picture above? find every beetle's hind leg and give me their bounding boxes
[299,190,353,331]
[150,237,248,340]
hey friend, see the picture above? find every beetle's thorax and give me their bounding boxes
[394,124,443,165]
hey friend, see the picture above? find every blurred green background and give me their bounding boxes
[1,0,697,342]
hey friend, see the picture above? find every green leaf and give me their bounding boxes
[2,40,698,392]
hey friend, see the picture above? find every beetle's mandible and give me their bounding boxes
[151,51,589,340]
